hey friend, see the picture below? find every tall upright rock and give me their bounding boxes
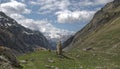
[56,41,62,55]
[0,11,49,54]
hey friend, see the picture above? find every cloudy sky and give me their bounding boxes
[0,0,113,39]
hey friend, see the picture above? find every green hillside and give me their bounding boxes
[18,51,78,69]
[75,17,120,52]
[18,49,120,69]
[63,0,120,51]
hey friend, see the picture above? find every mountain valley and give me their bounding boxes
[0,0,120,69]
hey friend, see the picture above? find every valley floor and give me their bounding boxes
[18,50,120,69]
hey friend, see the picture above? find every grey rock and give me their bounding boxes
[0,46,22,68]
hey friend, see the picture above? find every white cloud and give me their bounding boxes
[29,1,39,5]
[56,10,95,23]
[10,13,25,20]
[28,0,113,24]
[1,0,31,14]
[30,0,70,14]
[29,0,114,14]
[15,16,74,39]
[75,0,113,7]
[95,0,114,5]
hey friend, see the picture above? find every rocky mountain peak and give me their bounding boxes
[114,0,120,3]
[0,11,5,16]
[0,11,18,28]
[113,0,120,7]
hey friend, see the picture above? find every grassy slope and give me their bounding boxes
[75,16,120,52]
[70,16,120,68]
[18,16,120,69]
[18,50,120,69]
[18,51,78,69]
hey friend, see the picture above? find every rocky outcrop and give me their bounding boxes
[0,46,22,69]
[63,0,120,50]
[0,12,49,54]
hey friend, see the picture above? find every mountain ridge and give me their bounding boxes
[63,0,120,50]
[0,11,49,54]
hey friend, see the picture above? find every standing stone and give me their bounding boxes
[56,41,62,55]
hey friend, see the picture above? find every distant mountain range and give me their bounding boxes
[0,11,49,54]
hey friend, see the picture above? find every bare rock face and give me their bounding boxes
[113,0,120,7]
[0,46,22,68]
[0,12,49,54]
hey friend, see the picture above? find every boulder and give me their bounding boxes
[0,46,22,68]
